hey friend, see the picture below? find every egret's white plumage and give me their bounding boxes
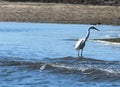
[74,26,100,57]
[74,38,85,50]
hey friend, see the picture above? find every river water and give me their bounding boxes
[0,22,120,87]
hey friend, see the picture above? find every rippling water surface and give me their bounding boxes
[0,22,120,87]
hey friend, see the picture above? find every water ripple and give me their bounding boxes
[0,56,120,82]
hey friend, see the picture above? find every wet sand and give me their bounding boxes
[0,2,120,25]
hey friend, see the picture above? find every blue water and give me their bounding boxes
[0,22,120,87]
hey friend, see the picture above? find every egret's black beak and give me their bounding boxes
[95,28,100,31]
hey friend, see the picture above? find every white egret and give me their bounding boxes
[74,26,100,57]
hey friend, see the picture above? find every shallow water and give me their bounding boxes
[0,22,120,87]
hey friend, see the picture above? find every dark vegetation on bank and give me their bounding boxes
[2,0,120,6]
[94,38,120,43]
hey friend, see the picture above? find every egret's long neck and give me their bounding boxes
[85,29,90,42]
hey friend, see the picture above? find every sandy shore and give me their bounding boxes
[0,2,120,25]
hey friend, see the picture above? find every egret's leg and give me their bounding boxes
[78,50,80,57]
[81,49,83,57]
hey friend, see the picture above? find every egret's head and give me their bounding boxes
[89,26,100,31]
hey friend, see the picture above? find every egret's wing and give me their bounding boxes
[74,39,85,49]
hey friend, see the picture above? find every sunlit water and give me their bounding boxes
[0,22,120,87]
